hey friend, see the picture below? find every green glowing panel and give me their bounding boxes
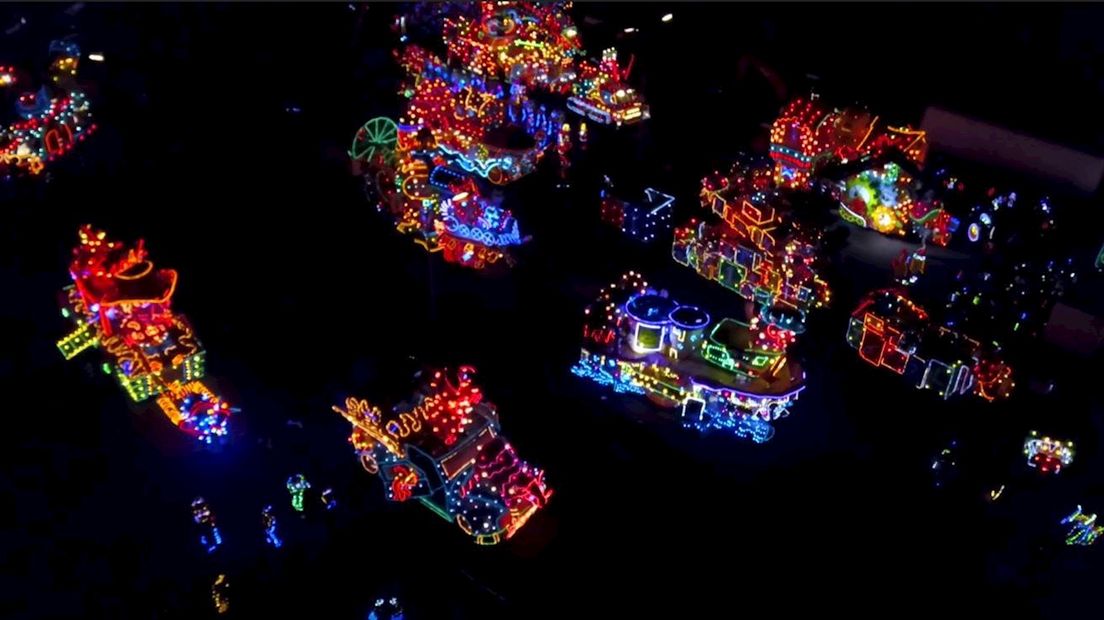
[57,322,97,360]
[634,324,663,351]
[718,259,747,290]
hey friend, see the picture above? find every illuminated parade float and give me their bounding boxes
[674,158,831,317]
[333,366,552,545]
[352,2,654,269]
[572,272,806,443]
[441,1,581,92]
[397,44,563,185]
[351,42,559,269]
[438,1,648,125]
[846,289,1014,401]
[0,40,95,176]
[57,226,234,443]
[769,97,955,245]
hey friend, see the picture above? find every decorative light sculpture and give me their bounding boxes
[1061,506,1103,547]
[573,271,807,442]
[1024,431,1074,474]
[333,366,551,545]
[845,288,1014,401]
[57,226,235,442]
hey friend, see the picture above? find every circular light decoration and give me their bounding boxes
[350,117,399,164]
[870,205,899,234]
[179,387,232,443]
[968,222,981,242]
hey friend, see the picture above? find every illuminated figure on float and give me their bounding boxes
[333,366,552,545]
[573,271,807,442]
[57,226,235,443]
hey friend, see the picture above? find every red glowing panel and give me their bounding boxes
[390,465,419,502]
[858,328,887,367]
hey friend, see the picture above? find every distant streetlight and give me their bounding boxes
[88,53,104,62]
[661,13,673,23]
[623,27,637,34]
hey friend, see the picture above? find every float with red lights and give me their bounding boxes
[845,288,1013,401]
[673,158,830,318]
[355,119,528,271]
[769,96,954,245]
[57,226,233,443]
[398,44,562,185]
[442,1,581,92]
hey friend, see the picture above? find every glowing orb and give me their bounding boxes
[871,206,899,234]
[968,222,981,242]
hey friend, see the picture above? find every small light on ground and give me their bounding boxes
[661,13,673,22]
[623,27,637,33]
[88,53,104,62]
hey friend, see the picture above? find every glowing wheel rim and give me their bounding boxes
[487,165,509,185]
[350,117,398,164]
[360,453,379,474]
[401,174,433,200]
